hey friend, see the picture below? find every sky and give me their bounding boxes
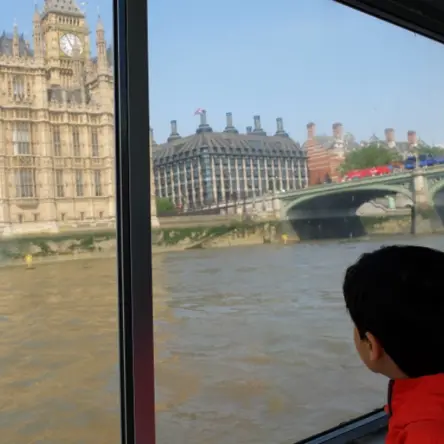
[4,0,444,145]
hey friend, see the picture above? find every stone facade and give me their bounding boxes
[0,0,115,236]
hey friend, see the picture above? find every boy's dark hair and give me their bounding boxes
[343,245,444,378]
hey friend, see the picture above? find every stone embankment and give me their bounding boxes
[362,216,411,235]
[0,232,116,262]
[0,220,283,264]
[1,212,442,265]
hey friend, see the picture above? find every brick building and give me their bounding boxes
[303,122,359,185]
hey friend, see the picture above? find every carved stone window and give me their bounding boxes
[15,168,35,198]
[13,122,31,155]
[12,75,25,98]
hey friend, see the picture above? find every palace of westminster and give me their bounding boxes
[0,0,114,235]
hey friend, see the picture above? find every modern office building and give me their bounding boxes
[0,0,114,235]
[152,111,308,209]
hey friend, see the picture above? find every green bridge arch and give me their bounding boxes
[282,184,413,218]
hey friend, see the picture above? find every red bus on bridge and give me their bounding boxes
[341,165,393,182]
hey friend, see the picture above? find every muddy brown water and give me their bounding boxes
[0,235,440,443]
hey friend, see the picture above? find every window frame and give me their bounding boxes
[55,169,65,198]
[336,0,444,45]
[93,169,103,197]
[294,409,387,444]
[53,125,62,157]
[91,127,100,157]
[15,168,36,198]
[72,127,81,157]
[113,0,444,443]
[75,169,84,197]
[113,0,156,442]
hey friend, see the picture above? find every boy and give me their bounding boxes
[343,245,444,443]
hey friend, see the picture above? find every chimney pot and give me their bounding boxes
[276,117,284,132]
[333,122,343,139]
[196,110,212,133]
[171,120,178,134]
[407,130,417,146]
[167,120,181,141]
[199,110,207,126]
[226,112,233,128]
[150,127,157,146]
[307,122,316,139]
[385,128,395,143]
[224,112,238,134]
[253,115,261,131]
[246,126,252,134]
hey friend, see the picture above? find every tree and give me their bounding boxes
[339,144,402,174]
[156,197,175,214]
[416,145,444,157]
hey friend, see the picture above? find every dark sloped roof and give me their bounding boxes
[366,138,428,153]
[43,0,84,17]
[0,32,33,57]
[153,131,305,164]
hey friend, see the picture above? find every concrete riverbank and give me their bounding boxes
[0,213,442,266]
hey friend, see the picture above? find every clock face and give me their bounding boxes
[59,33,83,57]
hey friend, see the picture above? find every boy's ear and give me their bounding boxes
[365,332,384,362]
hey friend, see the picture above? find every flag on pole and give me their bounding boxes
[194,108,205,116]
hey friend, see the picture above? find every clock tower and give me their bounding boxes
[40,0,90,87]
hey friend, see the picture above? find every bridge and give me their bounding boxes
[176,166,444,239]
[275,166,444,239]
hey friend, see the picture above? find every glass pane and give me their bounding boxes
[150,0,444,442]
[0,2,119,443]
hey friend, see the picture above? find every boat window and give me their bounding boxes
[3,0,444,444]
[1,0,122,443]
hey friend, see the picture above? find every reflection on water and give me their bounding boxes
[1,235,441,443]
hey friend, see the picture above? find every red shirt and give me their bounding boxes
[385,374,444,443]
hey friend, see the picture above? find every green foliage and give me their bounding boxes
[79,235,95,250]
[156,197,175,213]
[0,230,115,260]
[339,144,401,174]
[34,240,53,255]
[154,221,279,247]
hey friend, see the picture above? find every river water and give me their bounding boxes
[0,235,441,444]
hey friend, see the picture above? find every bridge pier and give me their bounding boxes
[412,170,442,234]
